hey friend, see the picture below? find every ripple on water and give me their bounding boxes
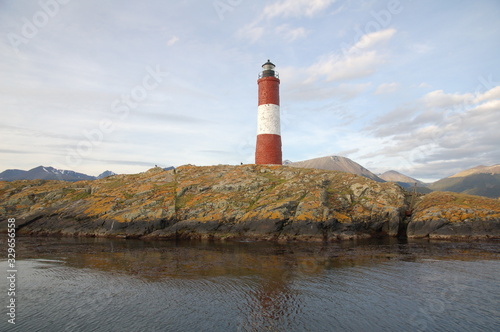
[0,239,498,332]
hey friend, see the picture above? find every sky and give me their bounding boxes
[1,0,499,182]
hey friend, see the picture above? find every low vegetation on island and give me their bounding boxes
[1,165,499,241]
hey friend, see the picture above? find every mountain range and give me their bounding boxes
[378,170,426,186]
[377,170,433,194]
[286,156,498,198]
[429,165,500,198]
[287,156,383,182]
[0,166,116,182]
[1,160,499,198]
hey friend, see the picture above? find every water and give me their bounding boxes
[0,237,499,331]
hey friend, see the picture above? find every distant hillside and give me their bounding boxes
[449,164,500,178]
[379,170,432,193]
[429,173,500,198]
[0,166,115,182]
[287,156,383,182]
[379,170,426,186]
[429,164,500,198]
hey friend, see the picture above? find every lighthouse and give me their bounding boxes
[255,60,282,165]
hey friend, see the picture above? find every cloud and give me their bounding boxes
[239,22,308,43]
[349,28,396,53]
[474,86,500,103]
[282,52,373,86]
[472,99,500,112]
[282,28,396,84]
[263,0,337,18]
[277,28,396,103]
[99,159,158,167]
[166,36,179,46]
[418,82,432,89]
[135,110,210,124]
[363,85,500,180]
[313,51,382,82]
[276,24,308,41]
[0,149,32,155]
[237,0,336,43]
[421,90,474,108]
[368,105,419,136]
[337,148,360,156]
[236,23,265,43]
[284,82,371,101]
[374,82,400,94]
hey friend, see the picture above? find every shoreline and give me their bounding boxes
[2,165,499,242]
[4,220,499,242]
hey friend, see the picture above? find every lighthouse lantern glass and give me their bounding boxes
[263,63,275,71]
[260,61,278,79]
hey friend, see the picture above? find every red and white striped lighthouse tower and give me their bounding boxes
[255,60,282,165]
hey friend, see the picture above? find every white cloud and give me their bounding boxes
[418,82,432,89]
[236,23,265,43]
[421,90,474,108]
[374,82,400,94]
[296,28,396,83]
[474,86,500,103]
[237,0,337,43]
[349,28,396,53]
[283,82,371,101]
[318,51,381,82]
[470,99,500,113]
[263,0,336,18]
[277,28,396,102]
[276,24,308,41]
[166,36,179,46]
[364,85,500,180]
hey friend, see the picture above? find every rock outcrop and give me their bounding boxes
[407,191,500,239]
[1,165,498,241]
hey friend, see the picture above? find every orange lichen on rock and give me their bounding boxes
[1,165,499,240]
[413,191,500,222]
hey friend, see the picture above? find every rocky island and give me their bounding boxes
[1,165,499,241]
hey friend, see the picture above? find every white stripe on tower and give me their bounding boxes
[257,104,280,135]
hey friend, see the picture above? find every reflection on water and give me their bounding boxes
[0,237,498,331]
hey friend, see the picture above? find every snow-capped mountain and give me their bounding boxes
[0,166,112,182]
[97,170,117,179]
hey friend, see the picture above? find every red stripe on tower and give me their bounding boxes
[255,60,282,165]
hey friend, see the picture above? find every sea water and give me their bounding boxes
[0,237,498,331]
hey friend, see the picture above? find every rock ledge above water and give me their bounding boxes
[1,165,498,241]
